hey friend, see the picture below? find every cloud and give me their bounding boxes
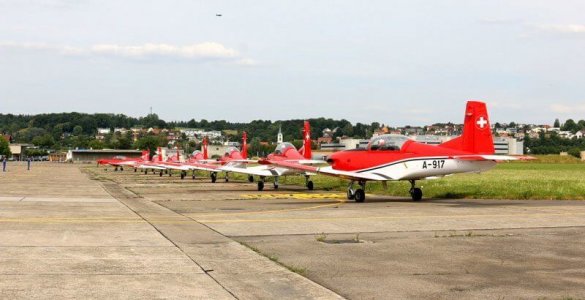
[535,24,585,34]
[550,103,585,114]
[0,41,254,63]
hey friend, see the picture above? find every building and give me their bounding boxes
[8,144,33,160]
[66,149,143,163]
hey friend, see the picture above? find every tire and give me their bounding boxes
[120,167,124,171]
[307,181,314,191]
[134,168,137,173]
[211,173,217,183]
[347,189,355,200]
[257,181,264,191]
[180,172,185,180]
[248,175,254,183]
[192,174,195,180]
[273,183,279,190]
[225,177,229,182]
[354,189,366,202]
[411,188,423,201]
[159,171,163,177]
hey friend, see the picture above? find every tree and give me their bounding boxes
[0,136,10,156]
[134,135,166,157]
[561,119,579,133]
[73,125,83,136]
[554,118,560,128]
[88,139,105,150]
[32,134,55,148]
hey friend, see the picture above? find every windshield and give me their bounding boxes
[224,147,239,156]
[367,134,410,151]
[274,142,296,154]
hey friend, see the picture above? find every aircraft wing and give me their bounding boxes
[285,159,326,165]
[451,155,535,161]
[259,159,389,181]
[184,162,221,172]
[220,165,282,177]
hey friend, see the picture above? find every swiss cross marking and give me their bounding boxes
[476,116,488,129]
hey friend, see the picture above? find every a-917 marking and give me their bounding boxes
[422,160,445,169]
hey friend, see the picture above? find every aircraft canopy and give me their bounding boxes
[367,134,411,151]
[274,142,296,154]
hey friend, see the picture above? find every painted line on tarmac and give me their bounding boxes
[196,211,585,224]
[240,193,346,200]
[0,217,194,224]
[188,200,347,218]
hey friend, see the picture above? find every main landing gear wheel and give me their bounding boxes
[307,181,314,191]
[347,189,355,200]
[257,181,264,191]
[159,170,163,177]
[409,180,423,201]
[120,167,124,171]
[354,189,366,202]
[410,188,423,201]
[248,175,254,183]
[134,168,137,173]
[211,173,217,183]
[273,177,279,190]
[225,173,229,182]
[180,171,186,180]
[144,169,148,175]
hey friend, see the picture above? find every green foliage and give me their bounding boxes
[25,148,48,156]
[133,135,167,157]
[524,134,585,155]
[0,136,10,156]
[32,134,55,148]
[88,139,105,150]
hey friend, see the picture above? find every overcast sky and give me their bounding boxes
[1,0,585,126]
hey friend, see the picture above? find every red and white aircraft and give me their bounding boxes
[259,101,532,202]
[97,150,150,171]
[221,121,323,191]
[181,133,254,182]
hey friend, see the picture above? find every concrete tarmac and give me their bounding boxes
[97,166,585,300]
[0,163,341,299]
[4,163,585,299]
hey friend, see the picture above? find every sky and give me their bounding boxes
[1,0,585,126]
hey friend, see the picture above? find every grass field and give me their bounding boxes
[264,155,585,200]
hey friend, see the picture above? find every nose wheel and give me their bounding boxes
[248,175,254,183]
[305,175,314,191]
[347,181,366,202]
[409,180,423,201]
[211,172,217,183]
[257,177,265,191]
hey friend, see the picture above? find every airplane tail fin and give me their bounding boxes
[141,150,149,161]
[303,120,312,159]
[242,131,248,159]
[203,137,209,160]
[439,101,494,154]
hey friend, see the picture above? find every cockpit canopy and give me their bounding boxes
[224,147,239,156]
[274,142,296,155]
[367,134,411,151]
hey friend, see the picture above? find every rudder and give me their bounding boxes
[440,101,494,154]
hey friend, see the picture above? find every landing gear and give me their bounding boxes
[169,170,172,177]
[225,172,229,182]
[120,167,124,171]
[114,166,119,172]
[211,172,217,183]
[305,175,314,191]
[248,175,254,183]
[409,180,423,201]
[257,178,265,191]
[273,176,279,190]
[180,171,186,180]
[134,168,137,173]
[192,170,196,180]
[159,170,163,177]
[347,181,366,202]
[144,169,148,175]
